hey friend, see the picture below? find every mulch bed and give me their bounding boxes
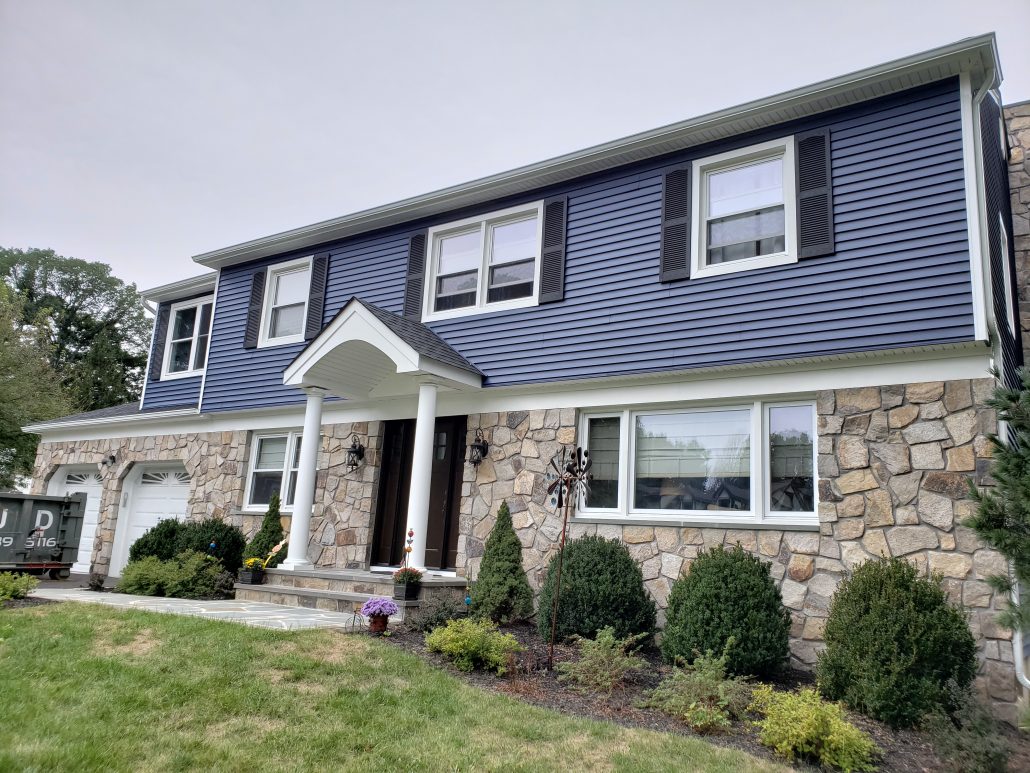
[381,622,1030,773]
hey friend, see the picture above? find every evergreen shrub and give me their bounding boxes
[243,493,287,568]
[469,500,534,624]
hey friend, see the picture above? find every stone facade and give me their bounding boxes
[1007,101,1030,362]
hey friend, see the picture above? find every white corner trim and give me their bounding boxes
[960,71,993,342]
[197,269,221,412]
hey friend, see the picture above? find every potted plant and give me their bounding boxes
[361,597,399,634]
[239,557,265,584]
[392,566,423,600]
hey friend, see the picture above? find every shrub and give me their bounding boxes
[405,593,469,633]
[642,640,751,734]
[750,685,879,772]
[242,493,287,569]
[117,551,228,599]
[922,685,1009,773]
[425,618,522,673]
[662,545,789,678]
[87,572,106,591]
[0,572,39,601]
[537,535,656,642]
[557,626,647,696]
[470,500,534,624]
[817,556,977,728]
[129,517,247,576]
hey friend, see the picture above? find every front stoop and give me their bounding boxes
[234,567,467,621]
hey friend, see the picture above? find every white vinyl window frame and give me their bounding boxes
[690,137,798,280]
[422,201,545,323]
[577,399,817,526]
[999,213,1016,336]
[243,430,304,513]
[160,295,214,379]
[258,256,313,348]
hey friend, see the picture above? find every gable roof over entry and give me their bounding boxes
[283,298,482,400]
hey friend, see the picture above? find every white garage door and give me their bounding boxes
[109,466,191,577]
[48,468,104,574]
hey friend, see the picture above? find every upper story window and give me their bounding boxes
[161,296,213,379]
[260,257,311,347]
[423,202,544,321]
[580,399,816,525]
[691,137,797,279]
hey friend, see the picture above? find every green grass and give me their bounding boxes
[0,603,786,772]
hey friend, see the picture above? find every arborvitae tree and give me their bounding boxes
[470,500,534,624]
[968,367,1030,633]
[243,493,287,569]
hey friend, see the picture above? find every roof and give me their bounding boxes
[141,272,218,304]
[22,402,198,432]
[192,34,1001,270]
[354,299,482,374]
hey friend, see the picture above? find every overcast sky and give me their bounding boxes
[2,0,1028,291]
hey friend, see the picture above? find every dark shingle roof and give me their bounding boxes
[31,401,196,427]
[354,299,483,375]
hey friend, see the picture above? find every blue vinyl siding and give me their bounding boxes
[199,78,975,413]
[141,298,203,410]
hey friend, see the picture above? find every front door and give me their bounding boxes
[372,416,466,570]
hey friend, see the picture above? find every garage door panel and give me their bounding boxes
[109,466,190,576]
[52,469,103,574]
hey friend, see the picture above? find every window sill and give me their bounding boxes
[241,506,295,515]
[573,514,819,531]
[256,335,305,350]
[159,369,204,381]
[691,251,797,280]
[421,295,539,324]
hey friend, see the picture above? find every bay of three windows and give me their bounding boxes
[582,401,816,523]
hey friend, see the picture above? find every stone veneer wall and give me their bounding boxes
[31,421,383,574]
[1007,101,1030,363]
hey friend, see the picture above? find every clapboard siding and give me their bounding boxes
[198,78,975,412]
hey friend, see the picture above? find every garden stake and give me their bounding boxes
[545,446,591,670]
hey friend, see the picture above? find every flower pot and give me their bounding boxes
[393,582,420,601]
[368,614,389,633]
[238,569,264,585]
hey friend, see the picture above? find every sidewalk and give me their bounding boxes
[31,588,364,631]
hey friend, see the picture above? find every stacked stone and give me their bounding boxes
[1006,102,1030,365]
[459,409,576,586]
[818,379,1018,722]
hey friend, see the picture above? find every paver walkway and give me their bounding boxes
[31,588,364,631]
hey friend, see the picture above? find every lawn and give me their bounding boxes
[0,603,785,772]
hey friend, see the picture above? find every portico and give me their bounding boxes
[279,298,482,571]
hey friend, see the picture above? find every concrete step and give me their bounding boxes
[263,567,467,596]
[234,582,418,620]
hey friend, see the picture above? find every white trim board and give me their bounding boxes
[29,348,992,443]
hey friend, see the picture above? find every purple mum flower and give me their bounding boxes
[360,597,399,617]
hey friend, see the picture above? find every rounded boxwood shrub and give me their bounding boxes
[817,556,977,729]
[128,518,246,575]
[662,544,790,678]
[242,493,287,569]
[537,535,656,642]
[128,518,183,563]
[470,500,534,623]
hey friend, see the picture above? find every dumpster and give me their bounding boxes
[0,492,85,579]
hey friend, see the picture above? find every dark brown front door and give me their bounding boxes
[371,416,465,570]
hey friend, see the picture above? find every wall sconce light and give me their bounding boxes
[96,454,116,473]
[346,434,365,471]
[468,429,489,466]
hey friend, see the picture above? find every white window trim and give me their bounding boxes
[258,256,313,348]
[999,213,1015,336]
[160,295,214,380]
[422,201,544,323]
[690,136,798,280]
[243,430,304,513]
[577,398,818,526]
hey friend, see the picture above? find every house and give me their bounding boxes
[24,34,1028,721]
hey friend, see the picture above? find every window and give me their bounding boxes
[162,297,213,378]
[246,432,305,509]
[424,202,543,320]
[580,400,816,524]
[691,137,797,279]
[260,257,311,347]
[999,214,1015,334]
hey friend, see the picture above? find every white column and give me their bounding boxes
[405,381,438,569]
[282,387,325,571]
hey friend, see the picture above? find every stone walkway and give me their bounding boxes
[31,588,364,631]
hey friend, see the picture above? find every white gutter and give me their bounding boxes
[141,272,218,304]
[192,34,1001,270]
[22,407,199,434]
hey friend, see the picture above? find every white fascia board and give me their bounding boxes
[192,35,999,270]
[32,345,991,444]
[23,407,199,435]
[141,273,218,304]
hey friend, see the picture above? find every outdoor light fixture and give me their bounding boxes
[346,434,365,471]
[468,429,489,466]
[96,454,116,473]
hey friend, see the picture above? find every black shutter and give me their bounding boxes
[659,164,691,282]
[403,232,427,319]
[148,304,171,382]
[242,269,266,349]
[539,196,568,303]
[305,253,329,339]
[796,128,835,259]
